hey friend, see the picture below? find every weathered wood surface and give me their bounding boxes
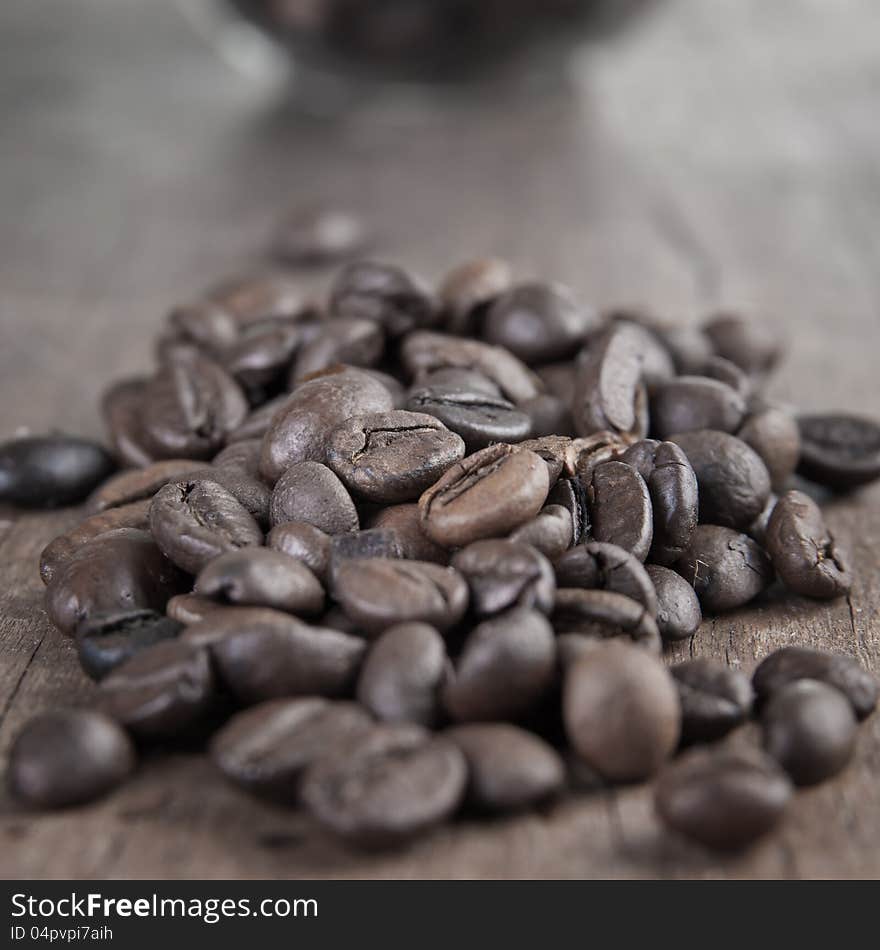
[1,0,879,878]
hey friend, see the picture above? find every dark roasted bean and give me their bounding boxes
[551,588,661,653]
[796,413,880,491]
[267,521,332,582]
[329,261,435,336]
[290,317,385,384]
[451,539,555,617]
[101,378,156,468]
[645,564,702,642]
[650,376,746,439]
[206,273,311,325]
[702,312,782,376]
[588,460,653,562]
[438,257,512,335]
[269,461,359,535]
[555,542,657,615]
[367,503,449,564]
[738,406,801,492]
[671,659,753,743]
[509,505,573,560]
[76,609,182,681]
[85,458,204,513]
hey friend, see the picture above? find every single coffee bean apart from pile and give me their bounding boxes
[796,413,880,491]
[210,698,374,803]
[272,207,368,266]
[194,548,325,615]
[367,503,449,564]
[587,461,653,562]
[149,480,263,575]
[762,679,858,786]
[702,312,782,376]
[509,504,574,561]
[670,429,772,530]
[444,607,555,723]
[765,490,852,599]
[670,659,753,744]
[269,461,359,535]
[654,747,792,851]
[98,640,217,740]
[267,521,332,582]
[563,640,680,782]
[753,646,878,720]
[676,525,773,613]
[450,539,555,617]
[438,257,512,335]
[644,564,702,642]
[356,623,448,727]
[649,376,746,440]
[45,528,187,636]
[0,434,116,508]
[333,558,468,636]
[75,609,182,681]
[326,410,465,503]
[328,261,435,336]
[101,377,156,468]
[419,443,550,548]
[738,406,801,492]
[85,458,205,513]
[551,588,661,653]
[555,542,657,616]
[290,317,385,384]
[446,723,565,812]
[8,709,136,809]
[301,724,467,848]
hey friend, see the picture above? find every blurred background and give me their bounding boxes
[1,0,879,439]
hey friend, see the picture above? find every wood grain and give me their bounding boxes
[1,0,879,878]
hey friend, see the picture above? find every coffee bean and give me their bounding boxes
[356,623,448,726]
[546,476,590,545]
[76,609,182,681]
[327,410,465,503]
[98,640,217,740]
[483,282,596,364]
[670,430,771,529]
[164,300,238,355]
[328,529,403,584]
[563,641,680,781]
[698,355,752,399]
[796,413,880,491]
[555,542,657,616]
[444,607,555,722]
[85,458,204,513]
[570,431,635,483]
[333,559,468,636]
[219,319,302,390]
[765,490,852,598]
[508,435,574,481]
[260,365,394,483]
[101,378,156,468]
[446,723,564,812]
[413,367,502,396]
[367,503,449,564]
[225,395,289,444]
[212,438,263,476]
[654,747,792,850]
[535,360,577,403]
[210,698,373,802]
[753,646,878,720]
[177,466,271,528]
[670,659,753,743]
[521,391,575,439]
[150,480,263,575]
[738,406,800,492]
[676,525,773,613]
[194,548,325,615]
[702,312,782,376]
[206,273,310,325]
[762,680,857,785]
[329,261,435,336]
[8,709,136,809]
[267,521,332,582]
[746,492,777,547]
[0,434,115,509]
[46,528,187,636]
[551,589,661,653]
[652,323,714,375]
[645,565,702,642]
[273,207,368,265]
[650,376,746,439]
[419,444,550,548]
[290,317,385,384]
[301,724,466,848]
[588,460,653,562]
[451,539,555,617]
[438,257,512,335]
[165,593,225,625]
[269,461,359,535]
[509,505,574,560]
[605,315,676,387]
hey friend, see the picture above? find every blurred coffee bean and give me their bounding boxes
[101,378,155,468]
[267,521,331,582]
[671,659,753,743]
[438,257,512,335]
[702,312,782,376]
[86,458,204,513]
[273,207,368,265]
[329,261,435,336]
[645,564,702,642]
[555,542,657,615]
[76,609,182,681]
[367,503,449,564]
[796,413,880,491]
[207,273,311,325]
[649,376,746,439]
[451,539,554,617]
[290,317,385,383]
[220,319,302,390]
[738,407,801,492]
[551,588,661,653]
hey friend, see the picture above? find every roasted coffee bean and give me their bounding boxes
[206,273,310,325]
[101,378,155,468]
[446,723,564,812]
[328,530,403,583]
[164,300,238,354]
[76,609,182,681]
[451,540,555,617]
[702,312,782,376]
[698,355,752,399]
[765,490,852,598]
[267,521,332,581]
[290,317,385,383]
[210,698,373,802]
[604,315,676,388]
[329,261,435,336]
[413,366,502,396]
[269,461,359,535]
[220,319,302,389]
[514,434,571,483]
[333,559,468,636]
[419,444,549,548]
[444,608,555,722]
[676,525,773,613]
[98,640,217,740]
[180,467,271,527]
[588,460,653,562]
[8,709,136,809]
[482,282,596,364]
[652,323,714,375]
[150,480,263,575]
[535,360,577,403]
[438,257,512,334]
[563,640,680,781]
[555,542,657,616]
[194,548,325,615]
[753,647,878,721]
[327,410,465,503]
[509,505,573,560]
[273,207,368,265]
[189,607,365,703]
[570,431,634,483]
[212,438,263,476]
[762,680,857,786]
[645,565,702,642]
[796,413,880,491]
[407,384,532,453]
[367,503,448,564]
[551,589,661,653]
[356,623,448,726]
[301,724,466,848]
[0,435,115,508]
[46,528,186,636]
[521,391,575,438]
[738,407,800,492]
[670,430,771,530]
[260,365,394,483]
[671,659,753,743]
[86,458,204,513]
[650,376,746,439]
[165,593,226,626]
[654,747,792,851]
[546,476,589,545]
[225,395,289,444]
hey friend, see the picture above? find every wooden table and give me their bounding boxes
[1,0,879,879]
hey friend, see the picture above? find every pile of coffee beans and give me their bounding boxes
[3,257,879,854]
